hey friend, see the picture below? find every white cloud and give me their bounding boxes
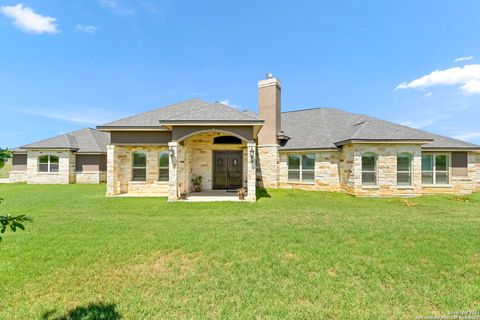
[75,24,98,34]
[98,0,135,15]
[218,99,242,110]
[15,108,122,125]
[0,4,58,34]
[454,131,480,141]
[424,91,432,97]
[454,56,473,63]
[396,64,480,95]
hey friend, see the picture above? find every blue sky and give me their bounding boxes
[1,0,480,148]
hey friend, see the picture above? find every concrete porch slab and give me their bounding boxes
[184,191,244,202]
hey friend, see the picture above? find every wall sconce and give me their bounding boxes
[169,148,175,158]
[249,148,255,163]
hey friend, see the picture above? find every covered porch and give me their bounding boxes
[105,128,257,201]
[168,128,257,202]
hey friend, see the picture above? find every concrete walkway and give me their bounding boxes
[184,191,242,202]
[0,178,10,184]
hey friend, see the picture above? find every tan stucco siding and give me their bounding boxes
[110,131,172,145]
[76,154,107,172]
[12,153,27,171]
[172,126,254,142]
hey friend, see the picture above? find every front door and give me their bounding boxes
[213,151,243,190]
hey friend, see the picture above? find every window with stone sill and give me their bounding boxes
[422,153,449,185]
[288,154,315,182]
[132,151,147,181]
[38,155,59,173]
[361,152,377,186]
[159,151,169,182]
[397,153,412,186]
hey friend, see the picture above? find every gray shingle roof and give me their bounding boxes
[98,99,261,128]
[280,108,480,150]
[19,128,110,153]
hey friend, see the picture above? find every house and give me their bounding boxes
[10,75,480,200]
[9,128,109,184]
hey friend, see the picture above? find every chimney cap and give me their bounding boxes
[266,73,273,79]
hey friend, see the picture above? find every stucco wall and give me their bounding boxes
[26,150,75,184]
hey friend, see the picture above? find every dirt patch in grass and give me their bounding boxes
[113,251,203,280]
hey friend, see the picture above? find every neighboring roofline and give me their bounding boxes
[279,147,339,152]
[18,147,79,151]
[422,147,480,151]
[158,120,265,126]
[334,139,434,146]
[76,152,107,155]
[110,143,169,146]
[97,126,170,131]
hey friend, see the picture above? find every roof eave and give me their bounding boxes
[334,139,434,146]
[19,147,80,151]
[96,126,170,131]
[422,147,480,151]
[158,120,264,126]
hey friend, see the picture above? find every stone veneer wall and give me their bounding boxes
[278,151,341,191]
[421,151,480,195]
[26,150,75,184]
[9,171,27,183]
[106,145,169,196]
[75,171,107,184]
[257,145,279,188]
[341,144,423,197]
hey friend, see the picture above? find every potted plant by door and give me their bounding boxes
[237,187,247,200]
[192,176,203,192]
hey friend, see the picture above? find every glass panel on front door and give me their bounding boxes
[213,151,243,190]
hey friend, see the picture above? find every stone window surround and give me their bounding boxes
[38,154,60,173]
[287,153,315,184]
[361,152,378,186]
[158,151,169,182]
[396,152,413,186]
[132,151,147,182]
[421,152,451,186]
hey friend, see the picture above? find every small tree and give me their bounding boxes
[0,148,31,242]
[0,148,12,168]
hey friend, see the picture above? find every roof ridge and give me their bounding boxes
[209,102,258,120]
[86,128,102,152]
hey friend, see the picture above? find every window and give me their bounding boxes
[422,154,449,185]
[288,154,315,182]
[132,151,147,181]
[397,153,412,186]
[38,155,59,173]
[362,153,377,185]
[159,151,169,182]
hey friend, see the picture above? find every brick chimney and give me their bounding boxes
[258,73,281,145]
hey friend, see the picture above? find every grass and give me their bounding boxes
[0,185,479,319]
[0,160,12,178]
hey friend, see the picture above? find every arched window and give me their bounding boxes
[397,153,412,186]
[361,152,377,186]
[159,151,169,182]
[38,155,59,172]
[132,151,147,181]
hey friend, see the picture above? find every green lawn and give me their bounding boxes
[0,185,479,319]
